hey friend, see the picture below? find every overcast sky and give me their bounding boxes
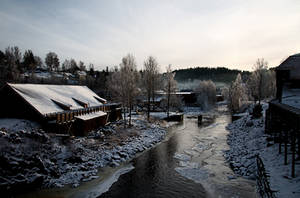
[0,0,299,71]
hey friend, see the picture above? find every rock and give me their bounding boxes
[112,154,121,160]
[110,161,119,167]
[67,155,83,163]
[246,120,253,127]
[228,175,237,180]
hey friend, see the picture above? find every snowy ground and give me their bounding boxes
[225,108,300,198]
[0,116,167,194]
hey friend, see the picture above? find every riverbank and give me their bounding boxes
[225,109,300,197]
[0,115,167,196]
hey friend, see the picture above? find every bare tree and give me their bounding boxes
[229,73,248,112]
[143,56,160,120]
[62,59,71,72]
[108,54,140,127]
[34,56,43,68]
[164,64,177,118]
[45,52,59,71]
[195,80,216,110]
[247,58,268,104]
[3,46,21,82]
[23,50,37,71]
[79,61,86,71]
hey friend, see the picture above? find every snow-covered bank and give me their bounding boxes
[225,113,300,197]
[0,116,167,194]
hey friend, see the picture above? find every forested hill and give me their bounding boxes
[173,67,250,84]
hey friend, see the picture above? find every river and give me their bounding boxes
[19,105,256,198]
[98,105,256,198]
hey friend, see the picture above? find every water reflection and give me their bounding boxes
[99,121,206,198]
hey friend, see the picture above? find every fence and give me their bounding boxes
[256,154,277,198]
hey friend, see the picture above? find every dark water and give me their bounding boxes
[98,120,207,198]
[18,106,255,198]
[98,106,255,198]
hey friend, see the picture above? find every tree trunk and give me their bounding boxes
[129,102,132,126]
[147,95,150,121]
[167,92,170,118]
[123,104,126,128]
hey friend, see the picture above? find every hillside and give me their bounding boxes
[174,67,250,85]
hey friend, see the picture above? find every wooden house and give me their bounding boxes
[0,83,122,135]
[265,53,300,177]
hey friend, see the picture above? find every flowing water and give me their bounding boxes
[98,105,256,198]
[19,105,256,198]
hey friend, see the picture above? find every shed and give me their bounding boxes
[0,83,121,135]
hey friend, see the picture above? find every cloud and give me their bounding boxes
[0,0,300,71]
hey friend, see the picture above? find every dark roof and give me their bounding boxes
[277,53,300,70]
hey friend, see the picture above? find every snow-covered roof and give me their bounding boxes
[7,83,107,115]
[277,53,300,70]
[155,91,193,95]
[282,88,300,109]
[75,111,107,121]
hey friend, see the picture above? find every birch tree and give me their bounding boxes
[143,56,160,120]
[108,54,140,127]
[247,58,268,104]
[247,58,276,103]
[229,73,248,112]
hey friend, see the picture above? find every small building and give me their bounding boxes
[0,83,122,135]
[266,53,300,133]
[265,53,300,177]
[155,91,197,105]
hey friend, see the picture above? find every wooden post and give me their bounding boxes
[284,131,288,165]
[279,131,282,154]
[198,115,202,125]
[298,119,300,158]
[291,130,295,178]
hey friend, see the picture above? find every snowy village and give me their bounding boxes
[1,1,300,198]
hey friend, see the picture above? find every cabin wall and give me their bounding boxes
[73,114,107,136]
[0,85,44,122]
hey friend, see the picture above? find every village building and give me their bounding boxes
[265,53,300,177]
[0,83,122,136]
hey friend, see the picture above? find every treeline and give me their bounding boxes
[228,58,276,113]
[0,46,109,94]
[173,67,250,84]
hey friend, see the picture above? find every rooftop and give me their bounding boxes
[277,53,300,70]
[7,83,106,115]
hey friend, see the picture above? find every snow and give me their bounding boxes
[0,114,168,192]
[75,111,107,120]
[8,83,107,115]
[0,118,40,131]
[174,152,210,182]
[149,112,176,120]
[282,88,300,109]
[225,108,300,197]
[82,164,134,198]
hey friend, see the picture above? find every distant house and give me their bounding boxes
[0,83,121,135]
[155,91,197,105]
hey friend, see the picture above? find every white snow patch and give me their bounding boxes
[78,164,134,198]
[173,153,191,162]
[175,166,209,182]
[225,109,300,197]
[8,83,105,115]
[75,111,107,120]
